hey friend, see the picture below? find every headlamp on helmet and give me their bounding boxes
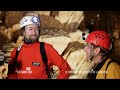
[20,15,40,28]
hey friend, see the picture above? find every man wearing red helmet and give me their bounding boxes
[84,30,120,79]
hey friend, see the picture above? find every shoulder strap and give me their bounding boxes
[105,60,113,79]
[40,42,51,79]
[14,45,22,66]
[8,45,22,77]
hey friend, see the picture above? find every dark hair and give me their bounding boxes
[21,26,25,35]
[92,44,108,55]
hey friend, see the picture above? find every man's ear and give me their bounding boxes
[94,47,101,55]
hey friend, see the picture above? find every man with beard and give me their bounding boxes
[84,30,120,79]
[7,15,71,79]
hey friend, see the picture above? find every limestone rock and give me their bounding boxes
[39,35,71,55]
[5,11,26,27]
[55,11,84,32]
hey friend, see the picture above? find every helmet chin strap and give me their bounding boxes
[89,44,94,61]
[89,44,103,64]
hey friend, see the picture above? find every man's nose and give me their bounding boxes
[32,29,36,34]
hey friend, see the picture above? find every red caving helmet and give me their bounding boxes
[85,30,111,50]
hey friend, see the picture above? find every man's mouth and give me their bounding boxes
[30,35,37,38]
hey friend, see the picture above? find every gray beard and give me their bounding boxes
[24,35,39,44]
